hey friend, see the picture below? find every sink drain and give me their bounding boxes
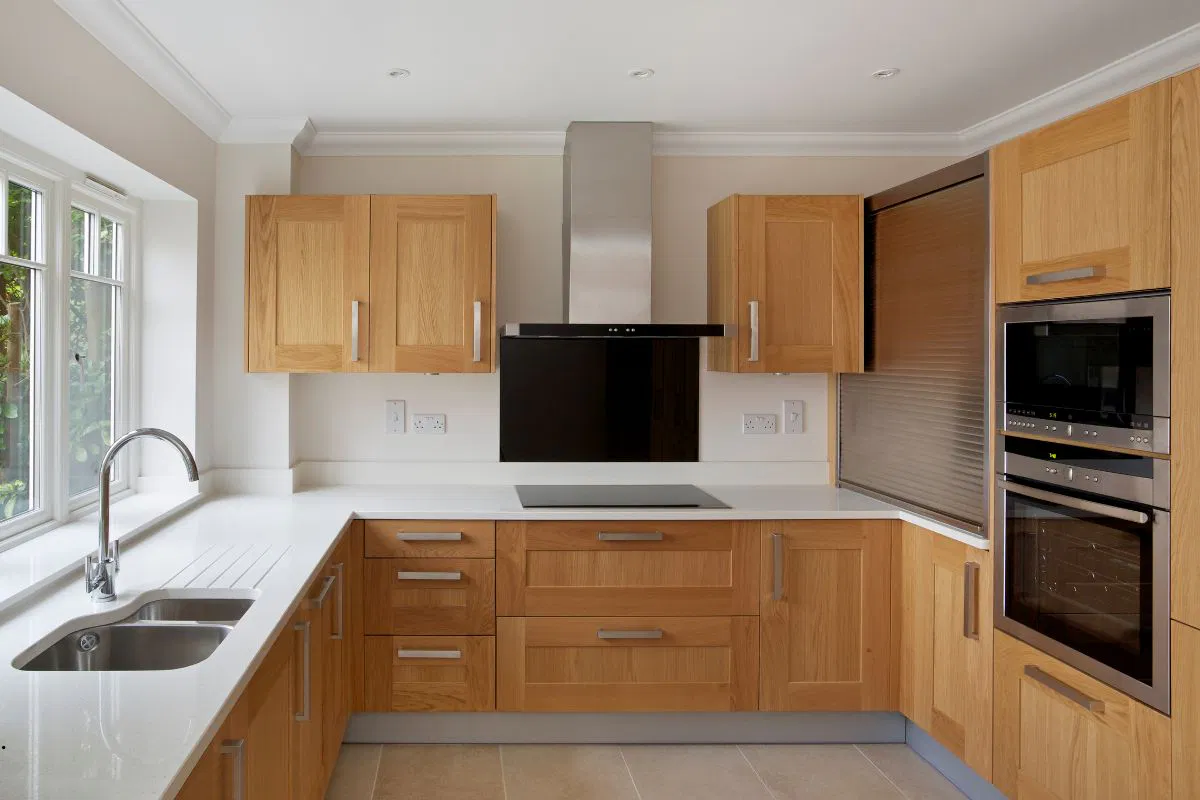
[77,632,100,652]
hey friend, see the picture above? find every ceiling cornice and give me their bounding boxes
[221,117,316,149]
[303,129,567,157]
[652,131,963,157]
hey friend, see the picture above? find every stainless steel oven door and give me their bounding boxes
[995,476,1170,713]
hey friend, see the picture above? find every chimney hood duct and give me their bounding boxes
[503,121,726,339]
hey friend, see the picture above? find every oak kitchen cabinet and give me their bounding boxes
[245,194,496,374]
[992,79,1171,303]
[707,194,863,374]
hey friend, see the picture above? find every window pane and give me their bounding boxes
[98,217,119,279]
[68,278,117,496]
[0,263,35,520]
[8,182,40,262]
[70,207,88,273]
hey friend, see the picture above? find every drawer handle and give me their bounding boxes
[772,533,784,601]
[396,532,463,542]
[748,300,760,362]
[963,562,980,640]
[220,739,246,800]
[397,649,462,659]
[309,574,336,610]
[1025,265,1102,286]
[1024,665,1105,713]
[597,629,664,640]
[597,532,664,542]
[397,571,462,581]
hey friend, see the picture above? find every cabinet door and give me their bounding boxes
[760,520,896,711]
[737,195,862,374]
[993,631,1170,799]
[246,195,370,372]
[1173,621,1200,799]
[370,195,495,372]
[242,628,293,798]
[993,81,1170,302]
[291,578,329,800]
[174,733,227,800]
[365,635,496,712]
[321,537,351,787]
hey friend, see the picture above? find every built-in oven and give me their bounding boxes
[997,292,1170,454]
[995,435,1170,712]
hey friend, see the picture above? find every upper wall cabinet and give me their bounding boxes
[708,194,863,374]
[246,195,370,372]
[993,80,1171,303]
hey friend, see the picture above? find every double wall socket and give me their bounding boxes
[742,413,778,435]
[411,413,447,435]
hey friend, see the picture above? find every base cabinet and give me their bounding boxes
[365,635,496,711]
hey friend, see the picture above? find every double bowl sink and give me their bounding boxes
[16,594,256,672]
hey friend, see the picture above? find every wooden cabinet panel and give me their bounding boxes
[994,631,1170,799]
[497,521,758,617]
[993,81,1170,302]
[1173,621,1200,799]
[365,635,495,712]
[365,519,496,558]
[242,627,293,799]
[496,616,757,712]
[246,195,370,372]
[364,557,496,635]
[174,733,228,800]
[369,195,495,372]
[760,520,896,711]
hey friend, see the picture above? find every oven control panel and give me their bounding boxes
[1003,408,1168,455]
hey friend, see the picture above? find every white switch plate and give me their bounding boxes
[386,400,406,434]
[411,413,447,435]
[783,400,805,434]
[742,413,778,435]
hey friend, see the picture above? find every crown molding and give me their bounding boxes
[305,129,567,156]
[652,131,964,157]
[54,0,230,140]
[221,117,316,149]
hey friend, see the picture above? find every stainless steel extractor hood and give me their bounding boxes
[503,121,725,338]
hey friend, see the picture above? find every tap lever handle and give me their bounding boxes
[110,539,120,573]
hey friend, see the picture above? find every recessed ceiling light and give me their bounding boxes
[387,68,411,79]
[628,68,655,80]
[871,68,900,79]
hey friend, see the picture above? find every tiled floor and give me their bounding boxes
[326,743,966,799]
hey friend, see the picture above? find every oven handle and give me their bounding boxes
[997,477,1149,525]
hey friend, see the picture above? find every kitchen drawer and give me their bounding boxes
[364,558,496,635]
[364,635,495,712]
[496,616,758,711]
[365,520,496,558]
[497,521,758,616]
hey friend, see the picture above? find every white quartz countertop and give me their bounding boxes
[0,485,985,799]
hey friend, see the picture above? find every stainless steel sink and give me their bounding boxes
[129,597,255,623]
[18,622,232,671]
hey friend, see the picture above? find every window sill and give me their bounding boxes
[0,486,203,614]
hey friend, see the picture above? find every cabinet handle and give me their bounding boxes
[1025,265,1102,286]
[331,563,345,641]
[350,300,361,362]
[397,649,462,659]
[309,574,336,610]
[397,570,462,581]
[772,532,783,601]
[294,621,312,722]
[472,300,482,363]
[220,739,245,800]
[597,531,664,542]
[597,629,664,640]
[963,562,980,639]
[1023,665,1105,713]
[748,300,760,363]
[396,532,463,542]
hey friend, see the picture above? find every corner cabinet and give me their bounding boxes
[707,194,863,374]
[245,194,496,373]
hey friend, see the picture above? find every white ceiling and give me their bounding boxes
[72,0,1200,144]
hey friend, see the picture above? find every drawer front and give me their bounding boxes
[364,635,495,712]
[497,521,758,616]
[496,616,758,712]
[365,520,496,558]
[364,558,496,635]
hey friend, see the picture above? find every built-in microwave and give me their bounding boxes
[997,292,1170,454]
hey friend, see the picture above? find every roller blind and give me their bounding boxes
[838,174,989,532]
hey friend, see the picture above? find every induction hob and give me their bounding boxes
[515,484,729,509]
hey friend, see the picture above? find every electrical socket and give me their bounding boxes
[783,400,805,435]
[411,413,447,435]
[742,413,778,435]
[386,400,406,434]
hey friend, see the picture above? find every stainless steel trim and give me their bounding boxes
[835,480,986,536]
[397,649,462,659]
[996,477,1149,524]
[748,301,760,362]
[772,533,783,601]
[397,571,462,581]
[1001,451,1169,510]
[472,300,482,362]
[1023,665,1105,712]
[596,629,664,640]
[1001,409,1170,455]
[294,621,311,722]
[220,739,246,800]
[351,300,360,363]
[963,562,980,639]
[331,563,345,640]
[1025,266,1100,285]
[396,532,464,542]
[309,575,337,610]
[597,531,663,542]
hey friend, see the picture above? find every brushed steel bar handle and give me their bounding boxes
[597,629,664,640]
[998,477,1149,524]
[309,574,336,610]
[397,649,462,659]
[772,532,783,601]
[350,300,361,362]
[396,532,463,542]
[397,571,462,581]
[597,531,664,542]
[748,300,760,362]
[1024,665,1105,713]
[294,621,311,722]
[1025,266,1101,286]
[472,300,482,362]
[331,563,345,640]
[963,562,980,640]
[220,739,246,800]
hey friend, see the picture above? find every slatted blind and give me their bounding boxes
[838,175,989,532]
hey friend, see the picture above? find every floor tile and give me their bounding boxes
[501,745,640,800]
[857,744,965,799]
[372,745,506,800]
[325,744,381,799]
[740,744,905,799]
[620,745,773,800]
